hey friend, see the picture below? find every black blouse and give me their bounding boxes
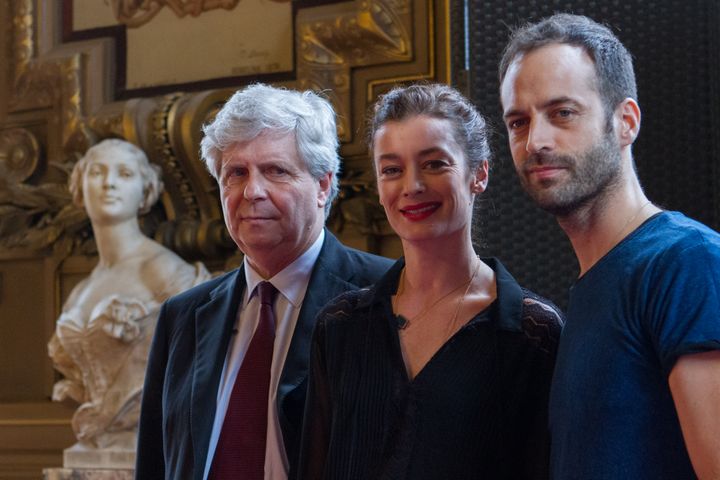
[299,258,563,480]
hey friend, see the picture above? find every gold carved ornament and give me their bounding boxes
[0,129,90,256]
[112,0,291,28]
[297,0,411,141]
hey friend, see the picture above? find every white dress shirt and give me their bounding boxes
[203,230,325,480]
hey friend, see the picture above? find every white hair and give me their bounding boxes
[200,84,340,217]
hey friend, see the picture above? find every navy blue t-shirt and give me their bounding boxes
[550,211,720,479]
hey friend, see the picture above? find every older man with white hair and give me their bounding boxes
[136,84,391,480]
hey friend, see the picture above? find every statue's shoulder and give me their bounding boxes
[63,275,92,310]
[139,241,209,299]
[139,241,188,274]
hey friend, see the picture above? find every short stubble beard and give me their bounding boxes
[519,132,623,217]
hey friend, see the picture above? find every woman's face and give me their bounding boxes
[373,115,488,245]
[82,145,146,225]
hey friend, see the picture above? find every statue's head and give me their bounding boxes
[70,139,163,216]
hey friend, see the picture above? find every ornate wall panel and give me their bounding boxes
[1,0,450,262]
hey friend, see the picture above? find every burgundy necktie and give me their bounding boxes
[209,281,278,479]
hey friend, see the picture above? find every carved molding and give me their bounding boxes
[10,1,93,161]
[297,0,412,141]
[10,0,33,87]
[0,127,40,182]
[0,181,90,257]
[152,92,200,220]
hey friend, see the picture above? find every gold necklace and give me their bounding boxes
[395,257,481,330]
[611,200,652,247]
[440,261,483,338]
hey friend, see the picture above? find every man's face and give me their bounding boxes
[218,131,331,277]
[500,43,622,216]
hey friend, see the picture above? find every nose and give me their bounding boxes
[243,172,267,201]
[525,117,554,154]
[102,170,117,189]
[403,167,425,197]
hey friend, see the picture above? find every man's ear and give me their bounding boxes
[317,172,333,208]
[471,160,489,194]
[616,98,641,147]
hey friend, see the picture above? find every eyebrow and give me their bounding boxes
[376,153,400,162]
[418,147,447,157]
[503,96,583,120]
[376,147,447,162]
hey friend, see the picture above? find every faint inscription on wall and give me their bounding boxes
[72,0,293,89]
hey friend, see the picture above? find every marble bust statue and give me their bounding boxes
[47,139,210,464]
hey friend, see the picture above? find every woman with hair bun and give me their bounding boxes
[300,85,564,480]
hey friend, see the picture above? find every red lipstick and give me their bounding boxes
[400,202,440,221]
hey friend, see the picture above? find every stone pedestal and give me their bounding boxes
[43,468,133,480]
[62,443,135,469]
[42,444,136,479]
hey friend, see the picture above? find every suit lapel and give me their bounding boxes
[185,233,360,476]
[190,268,246,478]
[277,233,355,439]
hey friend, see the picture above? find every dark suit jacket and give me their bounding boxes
[135,231,391,480]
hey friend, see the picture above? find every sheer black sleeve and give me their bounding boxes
[298,290,365,480]
[517,289,564,480]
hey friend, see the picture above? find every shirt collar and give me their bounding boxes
[243,229,325,307]
[366,256,524,332]
[482,257,523,332]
